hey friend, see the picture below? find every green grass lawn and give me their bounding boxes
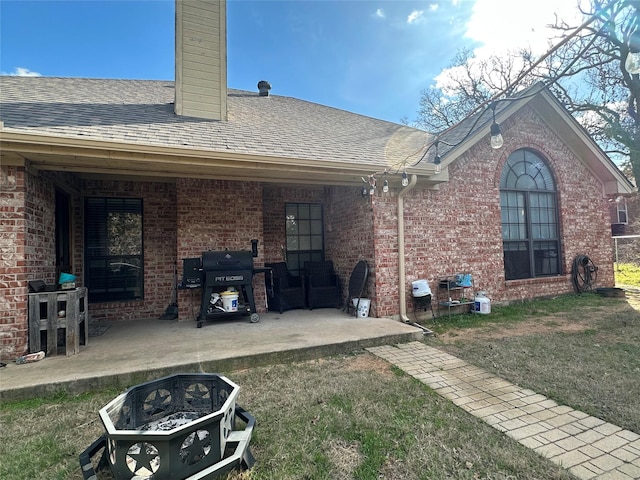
[428,293,640,434]
[1,292,638,480]
[615,262,640,287]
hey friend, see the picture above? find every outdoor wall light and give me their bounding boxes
[490,102,504,149]
[382,177,389,193]
[362,175,377,196]
[401,170,409,187]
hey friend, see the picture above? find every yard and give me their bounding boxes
[1,278,638,479]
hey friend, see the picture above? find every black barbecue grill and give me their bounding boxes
[198,250,260,327]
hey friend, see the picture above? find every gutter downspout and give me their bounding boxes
[397,174,433,335]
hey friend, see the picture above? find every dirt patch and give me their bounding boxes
[309,354,395,378]
[436,302,638,344]
[346,353,394,375]
[324,438,363,479]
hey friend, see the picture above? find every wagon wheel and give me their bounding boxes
[250,313,260,323]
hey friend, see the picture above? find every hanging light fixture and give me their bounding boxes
[382,173,389,193]
[401,169,409,187]
[626,52,640,74]
[624,38,640,75]
[434,141,441,165]
[490,102,504,149]
[626,13,640,74]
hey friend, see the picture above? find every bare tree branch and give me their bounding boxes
[415,0,639,186]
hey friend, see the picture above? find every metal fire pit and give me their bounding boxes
[79,373,255,479]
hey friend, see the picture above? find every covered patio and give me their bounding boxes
[0,309,424,402]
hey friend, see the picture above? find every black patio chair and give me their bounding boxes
[303,260,340,310]
[264,262,306,314]
[344,260,369,316]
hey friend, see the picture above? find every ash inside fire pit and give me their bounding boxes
[139,411,206,431]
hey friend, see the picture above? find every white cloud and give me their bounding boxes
[375,8,385,18]
[407,9,424,24]
[465,0,587,58]
[2,67,42,77]
[429,4,439,12]
[433,0,589,91]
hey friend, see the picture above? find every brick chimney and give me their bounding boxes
[175,0,227,121]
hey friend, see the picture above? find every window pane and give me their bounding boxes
[534,241,559,275]
[503,241,531,280]
[311,235,323,250]
[501,191,526,240]
[310,220,323,235]
[619,210,628,223]
[298,220,311,235]
[299,236,311,250]
[288,255,300,272]
[287,236,299,250]
[298,204,310,219]
[500,150,560,280]
[310,204,322,218]
[516,175,536,190]
[85,198,143,302]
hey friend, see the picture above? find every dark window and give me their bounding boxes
[285,203,324,276]
[85,198,143,302]
[500,150,560,280]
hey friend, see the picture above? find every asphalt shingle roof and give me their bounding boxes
[0,76,432,170]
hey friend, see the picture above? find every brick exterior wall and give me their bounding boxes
[0,167,84,358]
[325,186,376,313]
[1,166,28,358]
[176,179,265,322]
[369,106,615,317]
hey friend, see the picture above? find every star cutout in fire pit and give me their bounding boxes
[126,442,159,475]
[185,382,210,409]
[181,430,211,465]
[143,388,172,416]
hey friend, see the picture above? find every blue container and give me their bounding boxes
[59,272,76,283]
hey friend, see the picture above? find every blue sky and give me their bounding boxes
[0,0,582,124]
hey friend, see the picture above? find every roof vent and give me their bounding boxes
[257,80,271,96]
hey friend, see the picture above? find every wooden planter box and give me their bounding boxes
[28,287,89,356]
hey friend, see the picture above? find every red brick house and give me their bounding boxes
[0,0,634,359]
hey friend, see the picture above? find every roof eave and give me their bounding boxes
[0,129,442,187]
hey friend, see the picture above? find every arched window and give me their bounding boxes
[500,149,560,280]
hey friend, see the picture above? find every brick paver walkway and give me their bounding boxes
[367,342,640,479]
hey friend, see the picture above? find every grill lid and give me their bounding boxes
[202,250,254,271]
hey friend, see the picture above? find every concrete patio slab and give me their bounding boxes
[0,309,423,402]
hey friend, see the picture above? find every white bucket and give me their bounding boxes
[412,279,431,297]
[352,298,371,317]
[221,291,239,312]
[473,292,491,314]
